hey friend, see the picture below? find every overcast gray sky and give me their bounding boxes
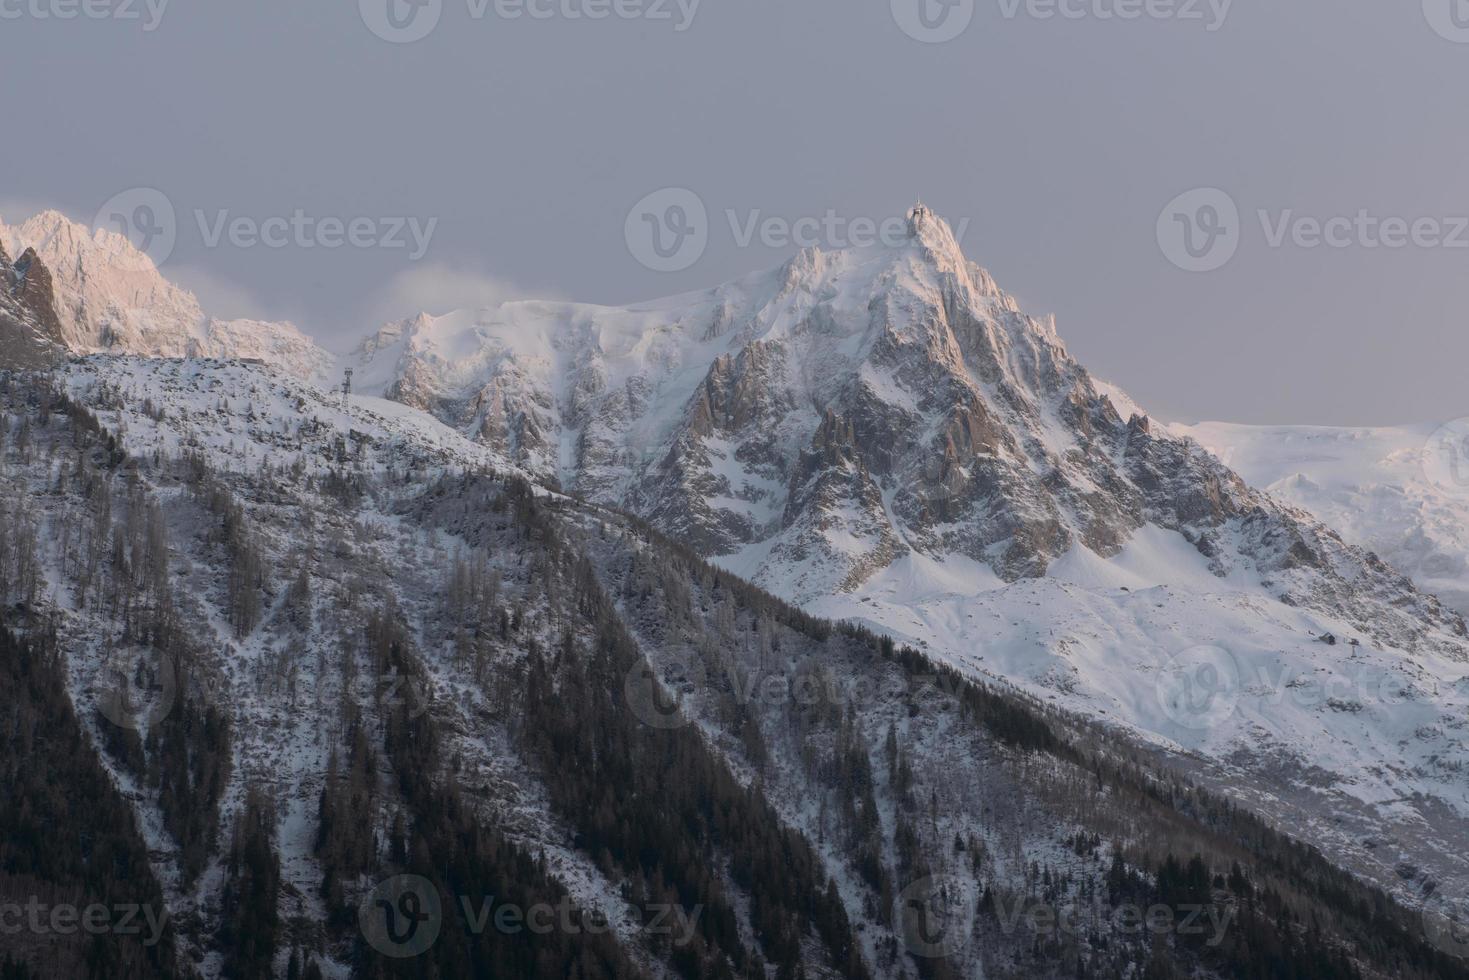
[2,0,1467,425]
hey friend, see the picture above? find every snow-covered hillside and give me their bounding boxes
[0,210,334,382]
[15,355,1462,980]
[62,355,520,481]
[1180,421,1469,617]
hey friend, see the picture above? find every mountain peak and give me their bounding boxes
[905,201,960,252]
[4,207,173,285]
[0,208,333,381]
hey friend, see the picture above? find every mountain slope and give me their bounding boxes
[348,208,1469,921]
[0,210,334,381]
[349,210,1462,635]
[7,204,1469,974]
[1180,420,1469,617]
[2,356,1464,978]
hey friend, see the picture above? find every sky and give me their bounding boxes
[1,0,1467,425]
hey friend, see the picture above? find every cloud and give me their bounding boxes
[363,263,548,327]
[168,264,286,324]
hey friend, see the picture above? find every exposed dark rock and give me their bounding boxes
[0,246,64,369]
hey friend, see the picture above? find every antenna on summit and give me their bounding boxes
[908,198,930,237]
[340,368,353,413]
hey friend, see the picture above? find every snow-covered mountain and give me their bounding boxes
[1180,421,1469,617]
[349,208,1469,914]
[6,203,1469,976]
[0,210,334,381]
[17,353,1464,979]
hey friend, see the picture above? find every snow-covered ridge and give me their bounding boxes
[1178,420,1469,616]
[348,209,1072,575]
[0,209,334,383]
[60,354,520,482]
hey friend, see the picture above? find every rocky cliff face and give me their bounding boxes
[0,210,334,381]
[0,241,65,369]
